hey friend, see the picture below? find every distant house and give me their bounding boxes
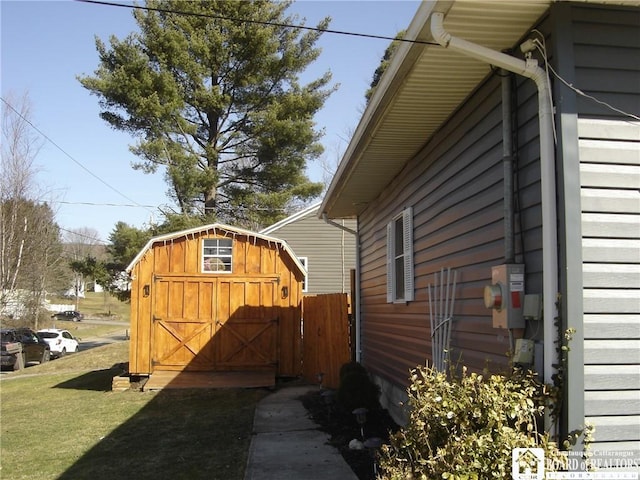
[260,202,357,295]
[321,0,639,461]
[63,282,85,299]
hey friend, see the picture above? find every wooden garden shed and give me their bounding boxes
[125,224,306,388]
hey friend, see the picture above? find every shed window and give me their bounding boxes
[202,238,232,273]
[387,207,414,303]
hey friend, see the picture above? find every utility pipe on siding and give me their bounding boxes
[503,70,516,356]
[431,12,559,386]
[354,234,361,362]
[502,70,515,264]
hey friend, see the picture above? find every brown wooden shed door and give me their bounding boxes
[152,276,217,371]
[213,278,279,370]
[152,275,279,372]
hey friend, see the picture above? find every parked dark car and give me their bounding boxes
[51,310,83,322]
[1,328,51,371]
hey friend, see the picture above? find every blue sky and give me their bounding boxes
[1,0,419,242]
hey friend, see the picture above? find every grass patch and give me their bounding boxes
[48,291,130,321]
[38,291,131,338]
[41,320,130,341]
[8,341,129,376]
[1,342,269,480]
[76,291,130,319]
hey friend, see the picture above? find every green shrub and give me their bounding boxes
[336,362,380,412]
[339,361,369,381]
[378,366,567,479]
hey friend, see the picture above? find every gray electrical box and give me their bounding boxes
[483,264,525,329]
[523,294,542,321]
[513,338,534,365]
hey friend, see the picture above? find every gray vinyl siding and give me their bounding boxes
[579,118,640,452]
[358,63,544,386]
[563,2,640,459]
[571,6,640,119]
[353,2,639,458]
[264,208,356,295]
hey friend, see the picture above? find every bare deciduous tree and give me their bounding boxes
[1,92,64,327]
[319,126,354,193]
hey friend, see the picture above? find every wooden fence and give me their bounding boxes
[302,293,352,389]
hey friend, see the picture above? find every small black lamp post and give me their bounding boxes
[352,407,368,440]
[364,437,383,477]
[316,372,324,390]
[321,390,335,420]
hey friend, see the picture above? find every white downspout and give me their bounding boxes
[431,12,559,386]
[323,213,361,361]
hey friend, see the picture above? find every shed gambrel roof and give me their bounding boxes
[320,0,640,219]
[125,223,307,276]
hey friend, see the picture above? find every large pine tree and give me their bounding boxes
[79,0,332,228]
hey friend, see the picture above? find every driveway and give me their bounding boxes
[79,331,130,350]
[0,324,129,376]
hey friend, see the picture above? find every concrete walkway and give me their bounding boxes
[244,385,358,480]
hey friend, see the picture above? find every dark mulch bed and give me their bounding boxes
[300,388,399,480]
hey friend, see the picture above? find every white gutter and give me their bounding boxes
[431,12,559,386]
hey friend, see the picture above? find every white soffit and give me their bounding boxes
[322,0,551,218]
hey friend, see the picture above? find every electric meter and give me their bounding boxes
[484,283,503,310]
[485,264,525,329]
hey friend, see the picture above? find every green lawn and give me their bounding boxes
[49,291,131,320]
[38,291,131,338]
[42,320,130,342]
[78,291,130,320]
[0,341,268,480]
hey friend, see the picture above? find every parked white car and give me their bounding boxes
[37,329,79,358]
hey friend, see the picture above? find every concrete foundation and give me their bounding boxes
[372,373,410,427]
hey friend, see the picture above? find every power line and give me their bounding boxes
[0,97,157,217]
[75,0,437,46]
[529,31,640,123]
[78,0,640,123]
[58,200,158,208]
[58,226,110,245]
[547,61,640,122]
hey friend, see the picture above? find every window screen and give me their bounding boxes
[203,238,233,273]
